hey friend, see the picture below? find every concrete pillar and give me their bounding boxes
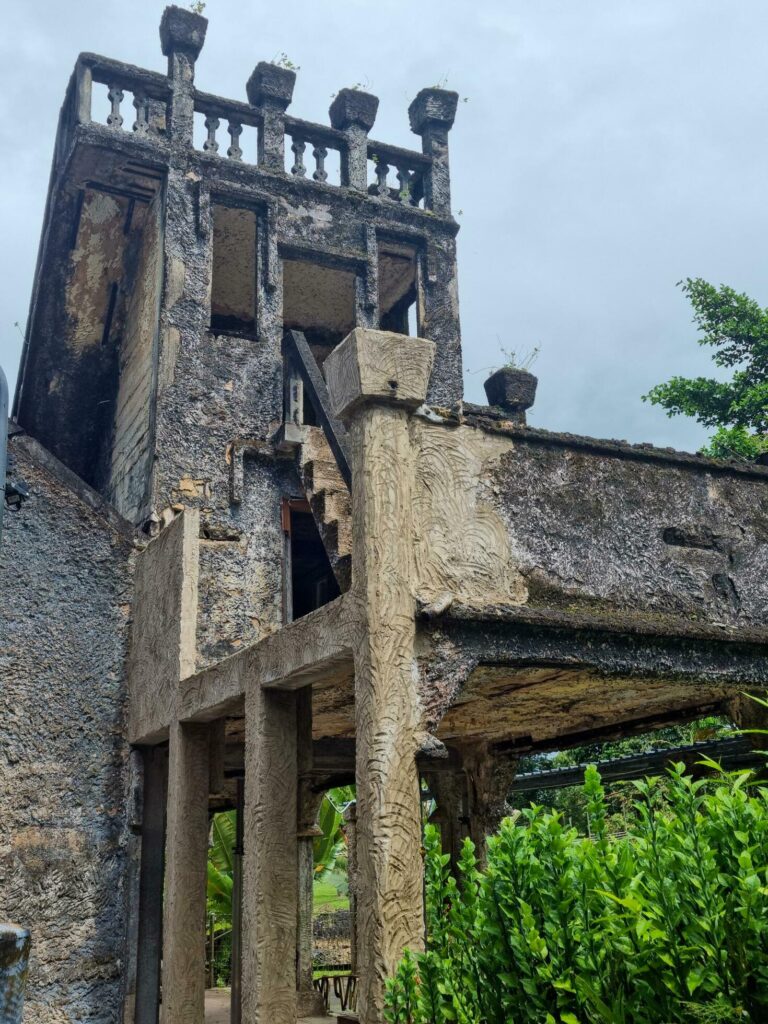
[134,746,168,1024]
[241,683,299,1024]
[343,802,358,975]
[296,689,326,1018]
[461,744,518,867]
[426,771,469,872]
[159,5,208,146]
[408,88,458,217]
[230,776,244,1024]
[325,328,436,1024]
[329,89,379,192]
[246,63,296,172]
[161,722,210,1023]
[0,924,31,1024]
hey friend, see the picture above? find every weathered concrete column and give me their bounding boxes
[408,88,458,217]
[330,88,379,191]
[247,63,296,172]
[162,721,210,1023]
[134,746,168,1024]
[296,689,326,1018]
[426,771,470,872]
[0,925,31,1024]
[460,744,518,867]
[241,684,299,1024]
[160,5,208,145]
[343,801,358,974]
[326,328,436,1024]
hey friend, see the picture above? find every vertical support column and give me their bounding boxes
[241,683,299,1024]
[230,776,244,1024]
[408,88,463,406]
[426,771,469,873]
[329,88,379,191]
[247,63,296,172]
[296,688,326,1017]
[461,744,518,867]
[343,802,358,975]
[162,722,210,1023]
[134,746,168,1024]
[325,328,437,1024]
[408,88,458,216]
[159,5,208,146]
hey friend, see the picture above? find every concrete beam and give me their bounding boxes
[178,592,353,721]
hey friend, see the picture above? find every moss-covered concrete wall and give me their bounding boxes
[411,417,768,629]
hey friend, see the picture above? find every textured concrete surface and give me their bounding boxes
[0,436,135,1023]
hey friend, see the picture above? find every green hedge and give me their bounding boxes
[385,764,768,1023]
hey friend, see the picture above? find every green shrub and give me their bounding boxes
[385,764,767,1023]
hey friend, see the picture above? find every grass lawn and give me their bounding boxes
[313,879,350,913]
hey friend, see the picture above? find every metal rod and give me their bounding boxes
[282,330,352,489]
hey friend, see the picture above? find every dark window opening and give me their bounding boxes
[379,243,418,335]
[284,500,340,621]
[210,204,257,335]
[283,258,356,367]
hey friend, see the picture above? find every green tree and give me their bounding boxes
[206,786,354,924]
[644,278,768,461]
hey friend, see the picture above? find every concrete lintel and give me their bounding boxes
[325,327,435,421]
[178,592,354,721]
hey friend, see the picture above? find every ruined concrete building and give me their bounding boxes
[2,6,768,1023]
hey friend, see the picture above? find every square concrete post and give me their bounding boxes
[161,721,210,1023]
[241,683,299,1024]
[160,5,207,146]
[326,329,436,1024]
[246,63,296,172]
[134,746,168,1024]
[329,88,379,192]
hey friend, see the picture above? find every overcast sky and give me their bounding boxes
[2,0,766,451]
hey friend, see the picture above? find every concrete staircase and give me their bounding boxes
[299,426,352,591]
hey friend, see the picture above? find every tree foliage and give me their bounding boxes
[509,717,732,835]
[644,278,768,461]
[386,763,768,1023]
[206,786,354,925]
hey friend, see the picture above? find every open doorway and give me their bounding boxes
[283,498,340,621]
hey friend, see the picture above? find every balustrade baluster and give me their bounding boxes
[291,137,307,177]
[312,144,328,182]
[227,121,243,160]
[396,165,413,204]
[374,158,390,197]
[204,115,220,153]
[107,85,124,129]
[133,92,149,135]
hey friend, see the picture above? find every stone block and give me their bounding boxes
[159,5,208,59]
[329,88,379,132]
[324,328,435,420]
[408,87,459,134]
[246,61,296,109]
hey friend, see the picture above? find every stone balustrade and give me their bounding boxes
[51,4,459,217]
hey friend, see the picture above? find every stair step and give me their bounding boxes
[304,458,347,495]
[323,517,352,559]
[312,487,351,525]
[300,425,333,466]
